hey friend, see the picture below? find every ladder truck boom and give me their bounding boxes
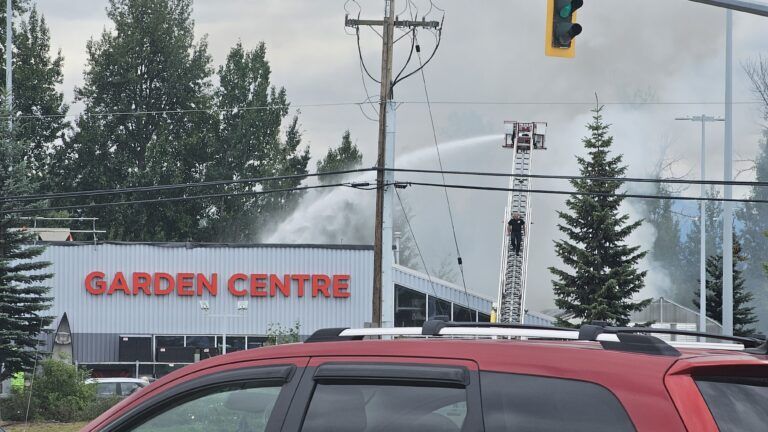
[497,122,547,324]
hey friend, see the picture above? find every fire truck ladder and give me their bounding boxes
[497,144,534,324]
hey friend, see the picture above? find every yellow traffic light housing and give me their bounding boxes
[545,0,583,58]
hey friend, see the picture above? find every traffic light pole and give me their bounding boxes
[346,2,439,328]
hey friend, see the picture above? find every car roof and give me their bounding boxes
[150,338,767,386]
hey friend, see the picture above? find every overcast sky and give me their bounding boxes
[35,0,768,311]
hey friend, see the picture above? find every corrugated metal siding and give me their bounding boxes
[524,311,556,327]
[393,265,493,313]
[40,244,374,336]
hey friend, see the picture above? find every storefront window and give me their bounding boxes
[453,304,475,322]
[186,336,216,349]
[155,335,184,348]
[428,296,452,320]
[247,337,267,349]
[395,285,426,327]
[216,336,246,353]
[478,312,491,322]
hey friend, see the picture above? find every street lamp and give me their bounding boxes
[675,115,724,336]
[200,301,249,354]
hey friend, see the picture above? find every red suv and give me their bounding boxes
[83,321,768,432]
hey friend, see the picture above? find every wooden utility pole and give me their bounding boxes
[346,1,439,327]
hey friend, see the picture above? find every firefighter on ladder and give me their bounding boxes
[507,211,525,255]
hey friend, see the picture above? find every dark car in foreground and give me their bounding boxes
[83,321,768,432]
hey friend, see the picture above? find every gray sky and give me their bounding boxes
[36,0,768,310]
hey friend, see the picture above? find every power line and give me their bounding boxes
[0,168,374,203]
[414,30,471,309]
[385,167,768,188]
[1,182,362,215]
[399,181,768,204]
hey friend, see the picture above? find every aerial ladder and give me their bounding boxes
[496,122,547,324]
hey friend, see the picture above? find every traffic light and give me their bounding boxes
[545,0,583,58]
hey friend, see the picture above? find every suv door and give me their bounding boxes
[282,357,483,432]
[88,358,309,432]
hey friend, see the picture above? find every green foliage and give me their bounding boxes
[12,6,69,189]
[0,110,53,382]
[549,106,650,326]
[265,321,301,346]
[0,359,112,423]
[316,130,363,185]
[55,0,215,241]
[693,235,758,337]
[202,41,309,242]
[677,187,723,309]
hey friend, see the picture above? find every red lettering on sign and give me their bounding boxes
[332,275,351,298]
[154,273,175,295]
[85,271,107,295]
[228,274,248,297]
[312,274,331,298]
[177,273,195,296]
[250,274,267,297]
[292,274,309,297]
[107,272,130,295]
[132,272,152,295]
[270,274,290,297]
[197,273,218,296]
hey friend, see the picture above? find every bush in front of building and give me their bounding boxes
[265,321,301,346]
[0,359,118,423]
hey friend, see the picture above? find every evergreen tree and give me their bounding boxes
[56,0,216,241]
[0,108,53,382]
[738,129,768,333]
[12,6,69,188]
[693,235,758,337]
[202,41,309,242]
[678,187,723,308]
[549,107,649,326]
[317,130,363,185]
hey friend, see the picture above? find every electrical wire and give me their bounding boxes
[4,165,768,206]
[398,181,768,205]
[394,188,441,301]
[1,182,367,215]
[384,167,768,188]
[413,31,471,309]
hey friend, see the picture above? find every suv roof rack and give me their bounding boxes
[305,320,768,357]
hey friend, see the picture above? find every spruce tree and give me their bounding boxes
[549,106,649,326]
[0,110,53,382]
[693,235,758,337]
[317,130,363,185]
[678,187,723,308]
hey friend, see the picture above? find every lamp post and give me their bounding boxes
[199,300,249,354]
[675,115,724,335]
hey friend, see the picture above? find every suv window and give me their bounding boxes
[128,384,281,432]
[480,372,635,432]
[301,383,467,431]
[96,383,118,397]
[120,382,142,396]
[695,376,768,431]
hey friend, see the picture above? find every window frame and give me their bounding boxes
[102,363,305,432]
[281,360,483,432]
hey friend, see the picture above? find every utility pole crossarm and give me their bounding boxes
[346,17,441,29]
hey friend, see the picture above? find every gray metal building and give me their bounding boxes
[38,242,492,377]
